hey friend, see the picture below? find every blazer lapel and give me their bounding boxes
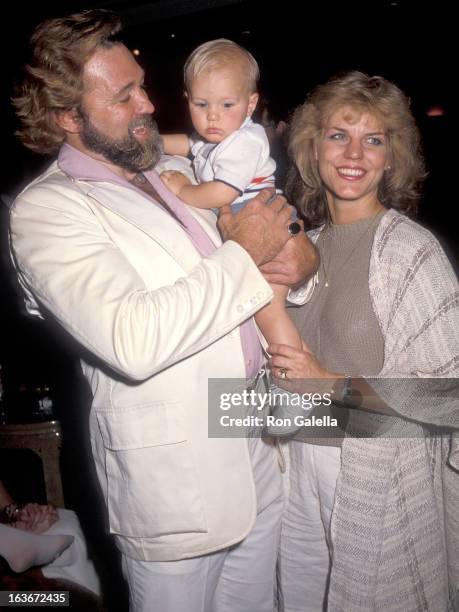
[78,180,205,273]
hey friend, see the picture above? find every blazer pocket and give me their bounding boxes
[96,402,208,538]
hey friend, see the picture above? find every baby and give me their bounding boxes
[160,39,302,357]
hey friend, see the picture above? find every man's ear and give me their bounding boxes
[54,108,82,134]
[247,92,259,117]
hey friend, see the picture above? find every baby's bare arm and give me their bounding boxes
[160,172,239,209]
[161,134,190,156]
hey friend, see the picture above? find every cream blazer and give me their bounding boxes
[9,162,274,561]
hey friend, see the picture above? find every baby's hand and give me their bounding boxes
[160,170,191,196]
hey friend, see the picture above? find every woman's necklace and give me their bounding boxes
[319,211,383,288]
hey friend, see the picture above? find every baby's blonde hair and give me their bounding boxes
[184,39,259,93]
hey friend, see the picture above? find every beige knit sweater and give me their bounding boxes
[306,209,459,611]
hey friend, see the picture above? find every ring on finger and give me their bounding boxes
[278,367,288,380]
[287,221,301,236]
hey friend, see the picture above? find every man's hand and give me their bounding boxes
[160,170,192,196]
[218,190,293,266]
[259,225,319,288]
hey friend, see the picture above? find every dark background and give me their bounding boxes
[0,0,455,607]
[1,0,456,412]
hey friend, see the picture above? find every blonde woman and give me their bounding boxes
[268,72,459,611]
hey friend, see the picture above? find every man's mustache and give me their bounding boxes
[129,115,158,133]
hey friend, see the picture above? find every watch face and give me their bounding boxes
[343,377,363,408]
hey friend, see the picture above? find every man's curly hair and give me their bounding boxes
[13,9,122,154]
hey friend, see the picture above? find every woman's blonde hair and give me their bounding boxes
[184,39,259,94]
[13,9,122,154]
[286,71,426,226]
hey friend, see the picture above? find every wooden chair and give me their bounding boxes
[0,421,64,507]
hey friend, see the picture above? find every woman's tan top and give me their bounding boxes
[289,211,385,444]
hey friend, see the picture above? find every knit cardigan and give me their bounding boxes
[306,209,459,611]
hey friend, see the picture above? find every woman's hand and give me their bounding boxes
[268,341,336,380]
[15,503,58,533]
[267,341,343,398]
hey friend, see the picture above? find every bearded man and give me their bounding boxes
[9,10,317,611]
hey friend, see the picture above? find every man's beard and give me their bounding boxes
[79,111,163,173]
